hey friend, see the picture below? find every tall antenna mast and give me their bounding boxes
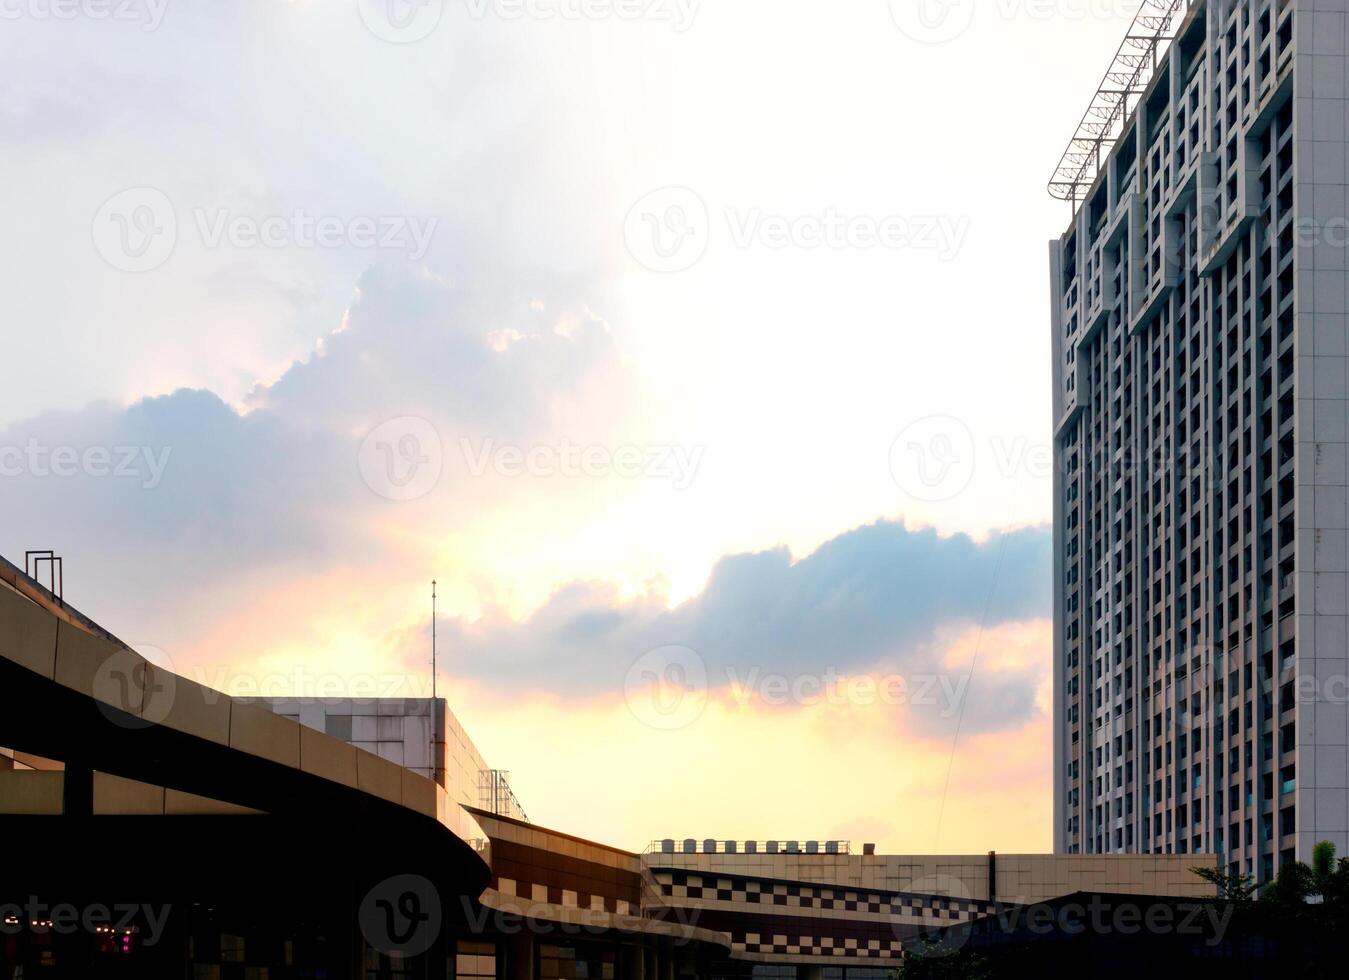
[431,579,437,701]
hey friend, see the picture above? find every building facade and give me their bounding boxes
[1051,0,1349,879]
[244,696,529,822]
[0,550,1220,978]
[643,843,1206,967]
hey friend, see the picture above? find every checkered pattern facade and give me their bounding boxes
[493,877,634,917]
[650,869,999,962]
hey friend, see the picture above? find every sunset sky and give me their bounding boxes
[0,1,1139,852]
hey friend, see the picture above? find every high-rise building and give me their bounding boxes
[1051,0,1349,881]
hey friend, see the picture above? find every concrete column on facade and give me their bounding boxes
[508,932,535,980]
[674,943,696,980]
[62,765,93,817]
[658,942,675,980]
[627,943,646,980]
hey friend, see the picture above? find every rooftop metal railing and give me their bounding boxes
[1048,0,1199,204]
[645,839,852,856]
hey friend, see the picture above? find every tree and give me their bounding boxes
[1190,862,1257,901]
[1263,859,1315,907]
[1261,840,1349,909]
[892,946,993,980]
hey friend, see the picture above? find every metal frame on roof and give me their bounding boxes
[1048,0,1199,204]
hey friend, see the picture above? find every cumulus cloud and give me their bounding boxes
[0,264,621,633]
[249,266,620,437]
[440,519,1051,736]
[0,254,1050,741]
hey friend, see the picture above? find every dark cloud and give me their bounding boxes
[249,266,619,437]
[2,263,1048,741]
[443,520,1051,736]
[0,264,618,635]
[0,386,360,576]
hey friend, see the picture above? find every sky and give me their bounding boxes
[0,0,1139,852]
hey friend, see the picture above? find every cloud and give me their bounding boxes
[441,519,1051,735]
[248,266,620,437]
[0,263,621,634]
[0,386,359,573]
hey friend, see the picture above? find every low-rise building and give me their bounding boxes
[0,556,1219,979]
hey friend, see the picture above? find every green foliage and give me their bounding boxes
[1262,859,1315,906]
[1325,856,1349,907]
[1258,840,1349,910]
[892,946,993,980]
[1190,863,1257,901]
[1312,840,1336,882]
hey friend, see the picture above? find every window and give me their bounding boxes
[456,941,498,980]
[539,945,615,980]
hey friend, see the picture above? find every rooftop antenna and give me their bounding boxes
[1046,0,1192,203]
[431,579,437,701]
[24,551,63,607]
